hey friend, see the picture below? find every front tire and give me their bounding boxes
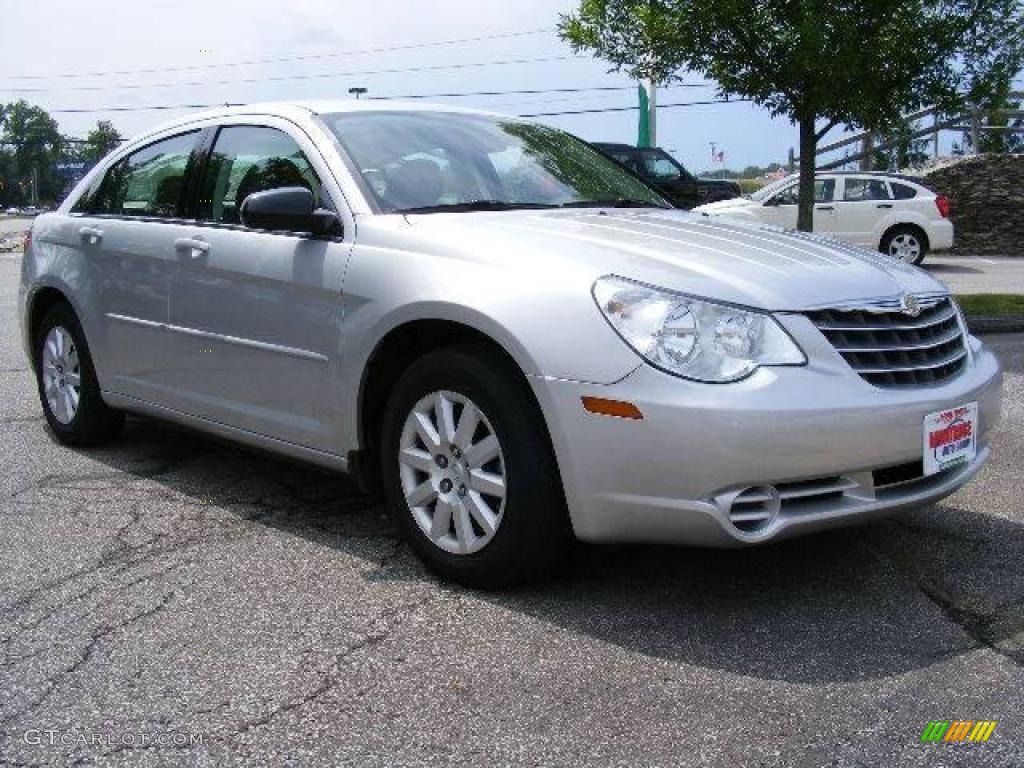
[380,346,570,588]
[34,303,124,446]
[881,225,928,265]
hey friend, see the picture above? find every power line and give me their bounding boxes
[42,83,716,114]
[0,29,555,82]
[0,55,574,94]
[369,83,712,101]
[519,97,751,117]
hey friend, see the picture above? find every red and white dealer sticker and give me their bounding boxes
[923,402,978,476]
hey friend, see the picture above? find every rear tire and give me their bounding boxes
[880,225,928,265]
[34,303,124,446]
[380,345,571,588]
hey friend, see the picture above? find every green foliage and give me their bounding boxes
[560,0,1024,230]
[955,293,1024,317]
[0,104,126,206]
[872,119,932,170]
[82,120,123,163]
[963,85,1024,154]
[0,100,65,205]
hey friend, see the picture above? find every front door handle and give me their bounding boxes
[174,237,210,258]
[815,205,834,211]
[876,203,893,209]
[79,226,103,243]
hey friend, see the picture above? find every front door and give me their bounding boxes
[164,123,351,452]
[759,178,837,234]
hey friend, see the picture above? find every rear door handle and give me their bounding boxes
[815,205,834,211]
[174,237,210,258]
[876,203,893,209]
[79,226,103,243]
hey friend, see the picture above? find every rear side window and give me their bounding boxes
[891,182,918,200]
[843,178,891,201]
[89,131,200,218]
[197,125,326,226]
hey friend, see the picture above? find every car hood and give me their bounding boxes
[384,208,947,311]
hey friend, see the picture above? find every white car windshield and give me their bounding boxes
[322,111,670,213]
[749,176,797,202]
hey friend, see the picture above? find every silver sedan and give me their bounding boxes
[19,102,1002,587]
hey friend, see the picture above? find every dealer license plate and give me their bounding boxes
[923,403,978,476]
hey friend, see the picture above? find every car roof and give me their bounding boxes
[827,170,925,184]
[773,171,927,187]
[129,100,512,146]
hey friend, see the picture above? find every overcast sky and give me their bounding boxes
[2,0,811,172]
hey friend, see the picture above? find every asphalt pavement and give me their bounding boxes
[1,254,1023,767]
[925,255,1024,295]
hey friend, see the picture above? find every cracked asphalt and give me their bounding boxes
[0,254,1022,767]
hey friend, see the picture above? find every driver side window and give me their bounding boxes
[197,125,328,226]
[770,179,835,206]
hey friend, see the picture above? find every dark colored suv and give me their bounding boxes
[593,143,741,210]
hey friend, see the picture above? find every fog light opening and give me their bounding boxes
[727,485,781,533]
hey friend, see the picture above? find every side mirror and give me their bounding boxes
[762,197,780,207]
[240,187,341,237]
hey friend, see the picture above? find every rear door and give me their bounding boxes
[70,130,204,401]
[164,120,352,452]
[834,177,893,246]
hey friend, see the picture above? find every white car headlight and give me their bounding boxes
[593,276,805,382]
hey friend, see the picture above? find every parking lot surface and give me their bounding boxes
[1,255,1022,767]
[926,254,1024,295]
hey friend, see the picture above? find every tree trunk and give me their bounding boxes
[797,117,818,232]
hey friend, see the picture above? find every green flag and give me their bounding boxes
[637,84,650,148]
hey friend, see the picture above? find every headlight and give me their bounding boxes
[592,276,805,382]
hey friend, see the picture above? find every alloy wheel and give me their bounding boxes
[398,390,506,554]
[889,233,922,263]
[41,325,81,425]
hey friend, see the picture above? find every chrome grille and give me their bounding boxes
[806,296,968,388]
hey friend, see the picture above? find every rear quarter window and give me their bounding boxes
[890,182,918,200]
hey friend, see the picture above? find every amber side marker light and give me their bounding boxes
[581,396,643,420]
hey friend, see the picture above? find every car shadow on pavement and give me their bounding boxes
[924,263,983,275]
[68,413,1024,687]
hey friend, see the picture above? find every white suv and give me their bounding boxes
[694,172,952,265]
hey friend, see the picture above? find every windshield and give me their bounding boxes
[749,175,796,202]
[322,111,670,213]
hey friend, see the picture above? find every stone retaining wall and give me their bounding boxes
[924,155,1023,256]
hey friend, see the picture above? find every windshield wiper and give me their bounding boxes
[399,200,559,214]
[560,199,668,209]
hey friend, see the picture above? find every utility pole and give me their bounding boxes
[859,133,874,171]
[31,167,38,207]
[969,104,981,154]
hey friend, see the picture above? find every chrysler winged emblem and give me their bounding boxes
[900,293,921,317]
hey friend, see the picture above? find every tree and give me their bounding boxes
[560,0,1024,231]
[961,83,1024,154]
[0,100,64,205]
[83,120,123,163]
[872,118,932,170]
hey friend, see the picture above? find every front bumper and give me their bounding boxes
[530,320,1002,547]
